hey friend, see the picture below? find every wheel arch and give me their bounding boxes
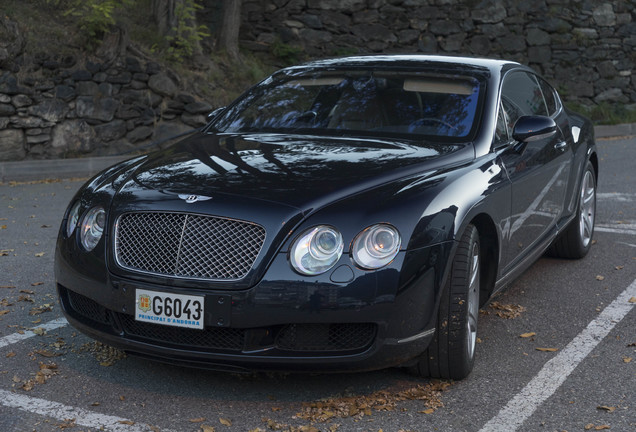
[468,213,499,306]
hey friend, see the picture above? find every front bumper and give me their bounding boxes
[55,243,451,373]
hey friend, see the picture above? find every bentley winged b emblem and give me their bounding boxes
[178,194,213,204]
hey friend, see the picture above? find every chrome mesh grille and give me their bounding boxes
[115,212,266,280]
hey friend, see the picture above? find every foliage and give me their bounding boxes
[59,0,133,49]
[567,102,636,125]
[164,0,210,62]
[271,39,304,66]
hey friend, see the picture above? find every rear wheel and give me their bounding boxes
[549,161,596,259]
[410,224,480,380]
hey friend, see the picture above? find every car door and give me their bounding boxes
[496,71,573,272]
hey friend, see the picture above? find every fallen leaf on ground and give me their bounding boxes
[189,417,206,423]
[489,302,526,319]
[535,347,558,352]
[597,405,616,412]
[595,275,605,281]
[34,252,45,257]
[628,297,636,304]
[57,418,76,430]
[419,408,435,414]
[519,332,536,338]
[30,282,44,286]
[219,418,232,426]
[0,285,16,289]
[622,356,632,363]
[614,265,624,270]
[32,328,46,336]
[595,426,611,430]
[201,426,216,432]
[0,310,9,316]
[20,289,35,294]
[118,420,135,425]
[6,351,16,358]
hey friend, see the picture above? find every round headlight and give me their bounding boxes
[65,201,81,238]
[352,224,401,269]
[290,226,343,275]
[80,206,106,251]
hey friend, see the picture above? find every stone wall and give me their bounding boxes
[1,0,635,162]
[241,0,635,104]
[0,54,209,161]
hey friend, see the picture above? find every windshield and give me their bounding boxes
[213,71,484,141]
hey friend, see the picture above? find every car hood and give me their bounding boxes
[120,132,470,210]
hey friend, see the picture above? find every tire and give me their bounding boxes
[549,161,596,259]
[410,224,481,380]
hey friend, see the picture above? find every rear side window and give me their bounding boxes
[537,77,560,116]
[501,71,548,124]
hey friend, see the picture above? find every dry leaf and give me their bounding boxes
[32,328,46,336]
[31,282,44,287]
[118,420,135,425]
[597,405,616,413]
[34,252,45,257]
[419,408,435,414]
[535,347,558,352]
[91,402,100,406]
[201,426,216,432]
[20,289,35,294]
[0,285,16,289]
[12,375,21,383]
[0,310,9,316]
[628,297,636,304]
[622,356,632,363]
[0,225,6,229]
[189,417,206,423]
[595,426,611,430]
[595,275,605,281]
[614,265,624,270]
[489,302,526,319]
[219,418,232,426]
[519,332,536,338]
[6,351,16,358]
[119,395,126,401]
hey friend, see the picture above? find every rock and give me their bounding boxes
[0,117,9,129]
[299,14,322,29]
[71,69,92,81]
[177,94,196,105]
[596,61,617,79]
[28,99,69,122]
[148,73,177,97]
[75,96,119,122]
[26,134,50,144]
[51,119,96,155]
[526,28,550,46]
[471,2,506,24]
[0,94,10,103]
[10,115,53,128]
[398,29,420,45]
[55,84,76,102]
[126,126,153,143]
[0,103,16,116]
[76,81,99,96]
[469,35,491,55]
[184,101,213,114]
[125,56,143,73]
[299,28,333,44]
[107,71,132,84]
[500,35,526,52]
[11,94,32,108]
[0,129,26,161]
[594,88,624,103]
[94,119,127,141]
[181,112,207,127]
[593,4,616,27]
[351,23,397,43]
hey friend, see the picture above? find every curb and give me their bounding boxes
[1,124,634,183]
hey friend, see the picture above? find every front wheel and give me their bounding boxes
[549,161,596,259]
[410,224,481,380]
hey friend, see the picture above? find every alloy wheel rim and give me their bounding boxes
[466,241,480,360]
[579,170,595,248]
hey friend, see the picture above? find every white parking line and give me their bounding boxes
[478,278,636,432]
[0,317,68,349]
[0,389,173,432]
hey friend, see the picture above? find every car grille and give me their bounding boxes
[117,313,246,351]
[276,323,376,352]
[115,212,266,280]
[60,288,377,355]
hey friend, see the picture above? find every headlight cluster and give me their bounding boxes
[290,223,401,275]
[65,202,106,252]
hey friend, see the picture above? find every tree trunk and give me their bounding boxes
[217,0,241,61]
[152,0,177,36]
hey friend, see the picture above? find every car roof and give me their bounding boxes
[280,54,520,76]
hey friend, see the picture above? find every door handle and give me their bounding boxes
[554,141,567,151]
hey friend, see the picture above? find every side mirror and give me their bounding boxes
[512,115,557,143]
[207,106,226,122]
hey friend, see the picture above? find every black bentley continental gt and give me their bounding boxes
[55,55,597,379]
